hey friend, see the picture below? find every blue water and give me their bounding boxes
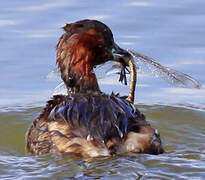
[1,0,205,110]
[1,1,205,179]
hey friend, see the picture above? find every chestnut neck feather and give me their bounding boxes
[57,32,103,93]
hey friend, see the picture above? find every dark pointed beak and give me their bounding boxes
[112,43,133,66]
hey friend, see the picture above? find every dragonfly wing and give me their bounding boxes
[46,67,61,82]
[94,61,122,79]
[164,67,201,89]
[52,82,68,96]
[95,61,130,85]
[127,49,201,89]
[46,62,127,96]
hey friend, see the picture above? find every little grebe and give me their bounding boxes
[26,19,164,157]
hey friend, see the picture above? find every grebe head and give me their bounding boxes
[56,19,132,93]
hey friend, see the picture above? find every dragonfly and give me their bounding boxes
[46,49,201,96]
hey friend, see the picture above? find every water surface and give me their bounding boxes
[0,0,205,179]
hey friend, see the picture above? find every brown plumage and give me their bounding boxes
[26,19,164,157]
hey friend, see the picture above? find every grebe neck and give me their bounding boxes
[64,65,100,94]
